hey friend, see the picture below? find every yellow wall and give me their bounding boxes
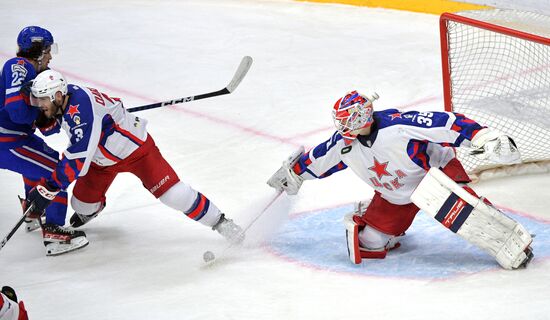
[296,0,490,14]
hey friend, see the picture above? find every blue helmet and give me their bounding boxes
[17,26,54,52]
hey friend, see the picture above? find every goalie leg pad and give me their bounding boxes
[345,214,387,263]
[344,214,403,263]
[411,168,533,269]
[345,214,364,264]
[358,224,393,251]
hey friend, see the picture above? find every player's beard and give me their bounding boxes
[53,100,63,117]
[45,99,63,118]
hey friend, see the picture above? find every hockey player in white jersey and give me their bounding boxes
[24,70,243,255]
[268,90,533,270]
[0,286,28,320]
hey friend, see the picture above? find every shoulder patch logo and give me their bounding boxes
[68,104,80,118]
[389,112,402,120]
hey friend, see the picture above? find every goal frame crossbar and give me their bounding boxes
[440,12,550,112]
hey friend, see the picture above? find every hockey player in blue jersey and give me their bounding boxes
[0,26,88,256]
[24,69,243,253]
[268,90,533,270]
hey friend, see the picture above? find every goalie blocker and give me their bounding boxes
[411,167,533,270]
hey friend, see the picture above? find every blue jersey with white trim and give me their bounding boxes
[48,85,148,189]
[293,109,484,205]
[0,57,39,149]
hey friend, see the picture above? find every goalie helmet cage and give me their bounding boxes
[440,9,550,181]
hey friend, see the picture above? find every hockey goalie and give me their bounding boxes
[267,90,533,270]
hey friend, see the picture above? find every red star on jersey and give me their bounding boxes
[67,104,80,118]
[368,157,392,180]
[389,112,402,120]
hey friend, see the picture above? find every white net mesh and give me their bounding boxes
[443,9,550,177]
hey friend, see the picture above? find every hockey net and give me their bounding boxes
[440,9,550,181]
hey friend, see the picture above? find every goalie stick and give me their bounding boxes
[127,56,253,113]
[203,190,284,266]
[0,202,35,252]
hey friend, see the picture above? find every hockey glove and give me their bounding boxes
[470,128,521,164]
[267,146,305,195]
[19,80,34,106]
[19,196,44,220]
[26,183,60,216]
[35,112,61,136]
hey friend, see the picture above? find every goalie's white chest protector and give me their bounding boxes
[339,124,457,205]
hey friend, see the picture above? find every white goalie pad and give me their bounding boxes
[344,214,389,262]
[344,213,402,263]
[344,214,363,264]
[411,168,533,270]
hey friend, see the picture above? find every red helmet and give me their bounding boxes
[332,91,378,143]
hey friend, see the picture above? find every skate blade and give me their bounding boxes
[46,237,89,256]
[25,219,41,232]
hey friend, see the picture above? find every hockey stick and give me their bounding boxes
[203,190,284,266]
[126,56,253,113]
[0,203,35,252]
[240,190,284,237]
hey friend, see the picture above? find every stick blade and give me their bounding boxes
[226,56,253,93]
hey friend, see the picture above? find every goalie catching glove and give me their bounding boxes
[267,146,305,195]
[470,128,521,164]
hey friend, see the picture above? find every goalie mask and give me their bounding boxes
[332,91,378,143]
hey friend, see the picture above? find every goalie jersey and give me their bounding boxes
[46,85,148,190]
[293,109,484,205]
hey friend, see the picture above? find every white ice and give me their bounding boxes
[1,0,549,319]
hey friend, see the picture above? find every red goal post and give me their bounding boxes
[440,9,550,181]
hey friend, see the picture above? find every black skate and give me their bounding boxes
[518,246,534,268]
[42,224,89,256]
[1,286,18,302]
[212,214,244,244]
[70,211,99,228]
[69,202,105,228]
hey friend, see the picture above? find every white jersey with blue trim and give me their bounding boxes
[294,109,484,205]
[0,292,21,320]
[53,85,148,187]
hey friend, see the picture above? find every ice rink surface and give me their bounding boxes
[1,0,549,319]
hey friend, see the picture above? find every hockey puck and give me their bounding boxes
[203,250,216,263]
